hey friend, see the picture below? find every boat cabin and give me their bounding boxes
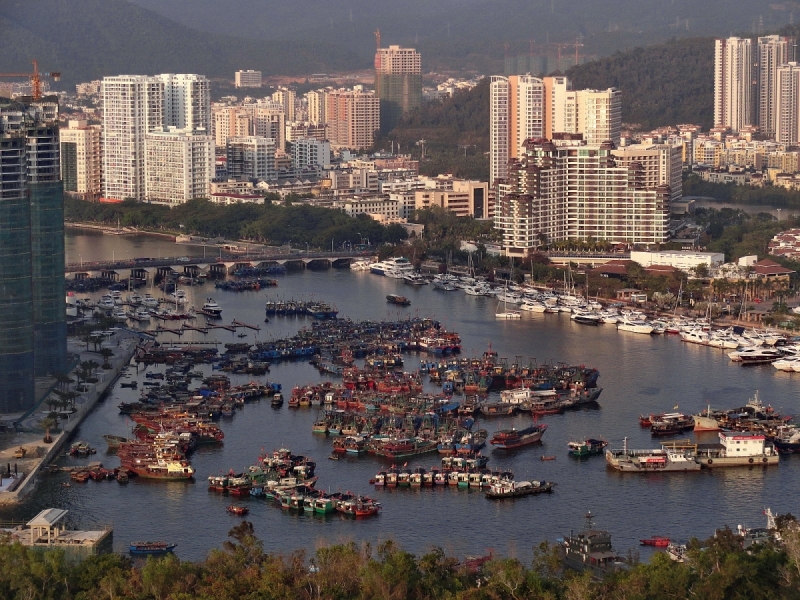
[719,431,772,457]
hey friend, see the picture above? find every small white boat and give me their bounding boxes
[403,272,428,286]
[202,298,222,317]
[495,310,522,320]
[169,289,188,305]
[617,317,654,334]
[142,294,159,308]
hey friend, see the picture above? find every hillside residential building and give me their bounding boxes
[757,36,791,138]
[325,89,380,150]
[375,45,422,133]
[144,128,214,205]
[495,139,670,257]
[490,75,621,185]
[226,136,277,182]
[157,74,211,132]
[714,37,754,132]
[235,70,262,88]
[776,62,800,144]
[60,120,102,201]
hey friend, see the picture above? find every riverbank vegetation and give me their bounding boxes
[65,197,408,248]
[2,519,800,599]
[685,175,800,209]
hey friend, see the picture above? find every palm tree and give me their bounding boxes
[40,414,58,444]
[99,348,114,369]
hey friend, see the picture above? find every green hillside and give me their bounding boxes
[566,37,714,129]
[0,0,362,86]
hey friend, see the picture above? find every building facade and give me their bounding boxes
[611,143,683,203]
[714,37,754,132]
[495,139,670,257]
[157,74,211,132]
[60,120,101,201]
[226,136,277,182]
[776,62,800,144]
[325,89,380,150]
[757,35,791,138]
[292,138,330,170]
[235,70,262,88]
[374,45,422,133]
[0,99,66,412]
[144,128,214,205]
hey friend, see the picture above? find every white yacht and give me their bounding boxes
[142,294,159,308]
[350,259,373,272]
[202,298,223,317]
[126,293,143,305]
[520,300,547,312]
[97,296,115,310]
[169,289,188,305]
[463,284,491,296]
[680,329,709,345]
[370,257,413,276]
[617,317,654,334]
[112,308,128,322]
[403,272,428,286]
[432,274,459,291]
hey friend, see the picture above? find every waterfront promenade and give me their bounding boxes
[0,333,137,504]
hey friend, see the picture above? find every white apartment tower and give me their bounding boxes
[60,120,102,201]
[144,128,214,205]
[776,62,800,144]
[272,88,296,122]
[714,37,754,132]
[758,36,791,138]
[101,75,164,201]
[578,88,622,145]
[306,90,327,126]
[157,74,211,132]
[489,75,545,185]
[235,70,262,88]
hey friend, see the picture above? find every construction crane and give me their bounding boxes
[0,60,61,101]
[374,29,381,50]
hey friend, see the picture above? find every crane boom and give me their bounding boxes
[0,60,61,100]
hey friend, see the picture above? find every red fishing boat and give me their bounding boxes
[226,505,249,516]
[640,536,671,547]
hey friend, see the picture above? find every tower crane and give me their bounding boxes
[0,60,61,101]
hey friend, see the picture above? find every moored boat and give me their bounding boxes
[485,479,554,499]
[129,541,177,555]
[489,424,548,449]
[568,438,608,457]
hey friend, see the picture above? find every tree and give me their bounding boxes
[99,348,114,369]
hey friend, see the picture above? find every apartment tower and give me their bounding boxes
[776,62,800,144]
[758,35,791,138]
[325,89,380,150]
[375,45,421,133]
[714,37,754,132]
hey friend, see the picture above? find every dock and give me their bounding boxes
[232,319,260,331]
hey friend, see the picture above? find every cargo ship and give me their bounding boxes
[605,438,701,472]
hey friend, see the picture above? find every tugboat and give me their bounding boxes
[560,512,627,578]
[386,294,411,306]
[567,438,608,458]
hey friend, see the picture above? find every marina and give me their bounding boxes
[9,229,798,563]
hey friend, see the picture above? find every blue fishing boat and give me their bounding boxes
[129,541,177,555]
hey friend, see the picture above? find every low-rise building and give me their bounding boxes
[630,250,725,272]
[235,70,262,88]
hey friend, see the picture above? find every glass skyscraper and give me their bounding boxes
[0,99,66,413]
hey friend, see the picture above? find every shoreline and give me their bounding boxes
[66,222,178,241]
[0,336,138,505]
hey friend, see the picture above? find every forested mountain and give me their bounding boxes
[0,0,361,86]
[126,0,790,72]
[566,37,715,129]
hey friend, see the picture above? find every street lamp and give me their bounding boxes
[79,254,83,268]
[777,208,782,222]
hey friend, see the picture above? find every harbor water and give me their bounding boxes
[6,229,798,562]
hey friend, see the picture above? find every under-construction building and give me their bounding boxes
[0,98,66,413]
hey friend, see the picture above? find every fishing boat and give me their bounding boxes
[226,505,249,516]
[485,479,554,499]
[640,536,671,547]
[103,434,129,450]
[129,541,177,555]
[650,413,694,437]
[567,438,608,457]
[386,294,411,306]
[489,424,548,449]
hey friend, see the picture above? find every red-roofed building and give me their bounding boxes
[749,259,795,281]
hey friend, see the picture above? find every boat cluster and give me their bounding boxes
[265,299,339,319]
[214,277,277,292]
[209,448,381,517]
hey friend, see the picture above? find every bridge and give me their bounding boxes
[65,250,371,279]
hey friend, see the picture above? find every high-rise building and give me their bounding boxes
[758,36,792,138]
[102,73,211,201]
[60,120,102,201]
[235,70,262,88]
[271,88,296,122]
[145,128,214,205]
[495,139,670,257]
[226,136,277,181]
[612,143,683,203]
[714,37,754,132]
[212,106,252,147]
[374,45,422,133]
[490,75,621,184]
[292,138,331,170]
[776,62,800,144]
[252,102,286,152]
[306,90,327,126]
[101,75,164,201]
[325,88,380,150]
[0,99,66,412]
[489,75,545,184]
[157,74,211,132]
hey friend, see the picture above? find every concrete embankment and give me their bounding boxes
[0,336,137,504]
